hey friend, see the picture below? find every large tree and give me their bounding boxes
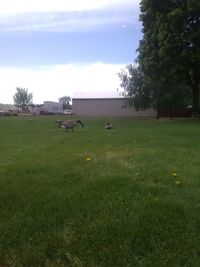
[119,64,191,116]
[13,87,33,112]
[137,0,200,115]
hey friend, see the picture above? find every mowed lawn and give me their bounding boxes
[1,116,200,266]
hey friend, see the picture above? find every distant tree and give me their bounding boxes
[13,87,33,112]
[59,96,72,110]
[118,65,152,110]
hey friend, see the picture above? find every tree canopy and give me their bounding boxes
[13,87,33,112]
[120,0,200,115]
[139,0,200,113]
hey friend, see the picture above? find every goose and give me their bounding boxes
[105,122,113,130]
[56,120,84,131]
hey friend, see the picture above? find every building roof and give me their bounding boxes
[72,91,124,99]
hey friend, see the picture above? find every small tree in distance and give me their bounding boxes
[13,87,33,112]
[59,96,72,111]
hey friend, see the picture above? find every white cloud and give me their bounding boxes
[0,0,140,32]
[0,63,125,104]
[0,10,138,32]
[0,0,138,15]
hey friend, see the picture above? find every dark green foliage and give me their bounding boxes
[119,65,191,114]
[138,0,200,114]
[119,65,152,110]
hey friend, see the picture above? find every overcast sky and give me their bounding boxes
[0,0,141,104]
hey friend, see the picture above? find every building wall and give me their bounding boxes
[30,101,62,114]
[43,101,62,113]
[72,98,156,117]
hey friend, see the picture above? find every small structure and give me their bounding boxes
[31,101,62,115]
[0,104,17,112]
[42,101,62,114]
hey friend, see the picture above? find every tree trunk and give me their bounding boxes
[188,67,200,117]
[156,100,160,119]
[192,87,200,116]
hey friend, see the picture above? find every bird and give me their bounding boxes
[56,120,84,131]
[105,122,113,130]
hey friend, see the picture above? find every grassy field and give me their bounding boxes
[1,115,200,266]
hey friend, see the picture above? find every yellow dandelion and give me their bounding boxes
[175,180,181,185]
[172,172,177,177]
[86,157,91,161]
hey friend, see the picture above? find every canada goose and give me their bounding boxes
[105,122,113,130]
[57,120,84,131]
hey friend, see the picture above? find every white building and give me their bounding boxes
[72,92,156,117]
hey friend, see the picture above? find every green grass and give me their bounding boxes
[1,115,200,266]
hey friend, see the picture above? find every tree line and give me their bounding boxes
[119,0,200,116]
[13,87,71,112]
